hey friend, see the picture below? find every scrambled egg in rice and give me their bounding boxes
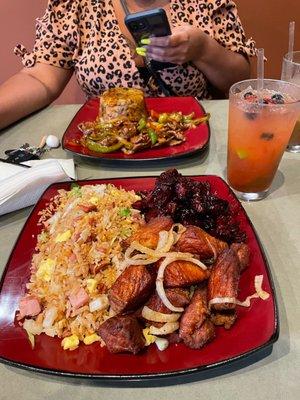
[21,183,143,350]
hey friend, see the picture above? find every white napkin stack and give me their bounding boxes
[0,159,76,216]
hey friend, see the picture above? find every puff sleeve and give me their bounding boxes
[208,0,256,57]
[14,0,79,69]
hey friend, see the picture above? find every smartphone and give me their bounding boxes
[125,8,174,68]
[125,8,171,44]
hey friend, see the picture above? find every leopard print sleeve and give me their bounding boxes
[209,0,256,57]
[14,0,79,69]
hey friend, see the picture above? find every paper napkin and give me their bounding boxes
[0,159,76,216]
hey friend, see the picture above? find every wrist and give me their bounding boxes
[189,28,210,64]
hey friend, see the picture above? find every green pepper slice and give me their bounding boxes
[137,117,147,131]
[86,139,123,153]
[147,129,158,145]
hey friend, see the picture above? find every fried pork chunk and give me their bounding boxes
[179,286,215,349]
[162,259,210,288]
[207,248,241,311]
[175,225,228,261]
[145,288,190,315]
[210,310,237,329]
[230,242,250,272]
[125,216,173,249]
[98,315,145,354]
[108,265,155,314]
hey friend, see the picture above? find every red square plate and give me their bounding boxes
[62,97,210,161]
[0,176,278,385]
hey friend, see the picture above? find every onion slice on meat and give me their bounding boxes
[149,322,179,335]
[209,275,270,309]
[156,255,207,312]
[208,297,236,309]
[142,306,181,323]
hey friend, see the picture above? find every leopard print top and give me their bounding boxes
[15,0,256,99]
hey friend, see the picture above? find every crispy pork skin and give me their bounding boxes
[175,225,228,261]
[230,242,250,272]
[126,216,173,249]
[179,286,215,349]
[211,310,237,329]
[207,248,240,311]
[98,315,145,354]
[108,265,155,314]
[163,259,210,288]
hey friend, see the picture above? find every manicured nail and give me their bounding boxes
[140,38,151,45]
[136,47,147,56]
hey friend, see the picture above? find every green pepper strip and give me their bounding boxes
[137,117,147,131]
[192,113,210,125]
[86,139,123,153]
[148,129,158,145]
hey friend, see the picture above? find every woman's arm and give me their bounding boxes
[188,27,250,95]
[146,26,250,96]
[0,63,73,130]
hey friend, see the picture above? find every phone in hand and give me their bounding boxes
[125,8,174,68]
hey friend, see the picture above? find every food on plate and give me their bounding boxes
[179,286,216,349]
[17,183,143,347]
[78,87,210,154]
[100,87,147,123]
[17,169,270,354]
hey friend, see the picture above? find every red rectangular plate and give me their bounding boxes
[62,97,210,161]
[0,176,278,384]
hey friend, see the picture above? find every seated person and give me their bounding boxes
[0,0,256,129]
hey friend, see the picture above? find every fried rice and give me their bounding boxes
[20,183,143,350]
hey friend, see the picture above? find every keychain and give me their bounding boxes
[3,135,60,164]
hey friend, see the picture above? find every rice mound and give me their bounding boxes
[23,183,143,347]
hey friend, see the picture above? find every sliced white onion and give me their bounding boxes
[235,293,259,307]
[89,295,109,312]
[209,275,270,309]
[172,223,186,245]
[123,257,159,266]
[142,306,181,323]
[43,327,57,337]
[208,297,236,309]
[155,337,169,351]
[255,275,270,300]
[42,307,57,328]
[156,230,169,252]
[23,318,43,335]
[149,322,179,335]
[130,241,158,257]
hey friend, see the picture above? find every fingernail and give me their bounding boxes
[140,38,151,45]
[136,47,147,56]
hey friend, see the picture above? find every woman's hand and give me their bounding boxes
[146,26,208,65]
[145,25,250,96]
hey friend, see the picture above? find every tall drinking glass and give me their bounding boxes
[227,79,300,201]
[281,51,300,152]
